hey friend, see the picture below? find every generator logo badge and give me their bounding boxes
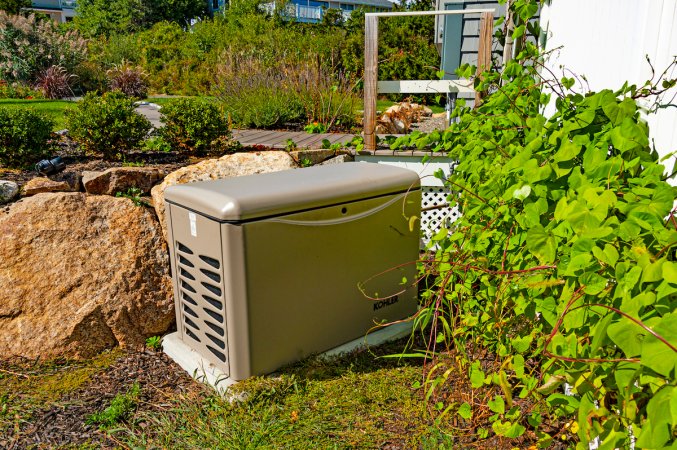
[373,295,399,311]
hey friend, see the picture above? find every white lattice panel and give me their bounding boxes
[421,185,460,242]
[355,155,460,244]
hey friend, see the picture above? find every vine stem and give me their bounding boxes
[575,303,677,354]
[542,288,677,366]
[502,225,514,271]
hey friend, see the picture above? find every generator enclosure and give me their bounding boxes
[164,162,421,380]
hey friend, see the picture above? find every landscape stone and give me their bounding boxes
[151,151,297,240]
[319,154,354,165]
[82,167,165,195]
[0,192,175,359]
[21,177,71,196]
[0,181,19,204]
[290,149,337,165]
[53,171,82,192]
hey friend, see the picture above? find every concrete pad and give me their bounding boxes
[162,332,237,396]
[321,321,412,358]
[163,321,413,396]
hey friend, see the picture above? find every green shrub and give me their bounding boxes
[222,86,306,129]
[66,91,151,159]
[216,57,357,130]
[160,98,229,154]
[0,107,53,168]
[0,82,44,99]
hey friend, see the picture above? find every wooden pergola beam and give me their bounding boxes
[364,15,379,153]
[363,9,495,151]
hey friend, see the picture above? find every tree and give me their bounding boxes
[75,0,209,36]
[148,0,209,26]
[75,0,148,37]
[0,0,31,15]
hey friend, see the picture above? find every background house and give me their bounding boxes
[28,0,77,22]
[261,0,393,24]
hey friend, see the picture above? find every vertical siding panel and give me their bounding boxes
[543,0,677,181]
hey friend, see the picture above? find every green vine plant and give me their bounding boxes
[389,0,677,448]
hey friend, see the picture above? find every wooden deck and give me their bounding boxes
[232,129,357,149]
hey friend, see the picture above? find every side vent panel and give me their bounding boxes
[172,235,229,373]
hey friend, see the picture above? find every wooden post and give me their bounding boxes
[474,11,493,107]
[502,0,514,67]
[364,15,378,152]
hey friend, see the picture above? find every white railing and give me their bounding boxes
[297,4,321,20]
[260,2,352,23]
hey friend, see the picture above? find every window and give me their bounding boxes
[440,1,463,80]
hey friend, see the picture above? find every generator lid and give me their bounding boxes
[164,162,421,222]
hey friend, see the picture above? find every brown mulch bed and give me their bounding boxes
[3,351,208,449]
[0,145,191,191]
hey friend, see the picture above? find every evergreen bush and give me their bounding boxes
[0,107,53,168]
[66,91,151,159]
[160,98,230,154]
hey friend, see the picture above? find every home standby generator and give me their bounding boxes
[164,162,421,380]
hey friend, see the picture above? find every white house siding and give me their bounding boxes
[541,0,677,181]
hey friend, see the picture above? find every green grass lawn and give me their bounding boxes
[0,340,461,448]
[0,97,444,134]
[0,99,74,130]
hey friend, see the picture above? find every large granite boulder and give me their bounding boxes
[83,167,165,195]
[151,151,297,240]
[0,193,174,359]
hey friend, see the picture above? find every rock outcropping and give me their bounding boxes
[82,167,165,195]
[0,193,174,358]
[151,151,297,240]
[21,177,72,196]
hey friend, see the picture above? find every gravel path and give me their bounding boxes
[411,114,450,134]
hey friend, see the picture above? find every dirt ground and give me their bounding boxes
[0,350,208,449]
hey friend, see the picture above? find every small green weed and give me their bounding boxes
[87,383,141,428]
[121,159,144,167]
[142,135,172,153]
[299,158,312,167]
[145,336,162,350]
[304,122,327,134]
[284,139,298,151]
[115,187,148,207]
